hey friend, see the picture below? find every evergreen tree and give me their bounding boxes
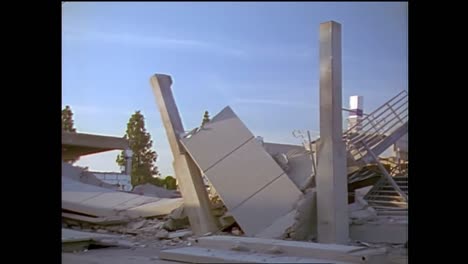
[117,111,159,186]
[201,110,210,127]
[62,105,78,163]
[62,105,77,132]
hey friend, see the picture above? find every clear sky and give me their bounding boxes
[62,2,407,177]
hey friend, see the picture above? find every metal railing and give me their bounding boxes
[344,90,408,162]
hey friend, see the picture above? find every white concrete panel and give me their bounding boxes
[112,196,161,211]
[231,174,302,236]
[124,198,184,218]
[79,192,141,209]
[180,106,254,171]
[204,138,285,210]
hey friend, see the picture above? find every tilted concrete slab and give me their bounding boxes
[231,174,302,236]
[180,106,255,171]
[203,137,285,210]
[62,176,182,219]
[180,106,302,236]
[254,209,296,239]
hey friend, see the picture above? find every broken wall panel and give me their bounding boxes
[180,106,255,171]
[180,106,302,236]
[203,137,285,209]
[230,174,302,236]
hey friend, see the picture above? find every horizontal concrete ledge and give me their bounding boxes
[159,246,354,264]
[62,131,129,150]
[194,236,387,263]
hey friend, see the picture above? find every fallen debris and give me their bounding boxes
[167,230,193,239]
[62,176,183,223]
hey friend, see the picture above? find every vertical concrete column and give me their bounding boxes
[150,74,219,235]
[316,21,349,244]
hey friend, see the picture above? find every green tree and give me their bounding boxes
[201,110,210,127]
[62,105,77,132]
[163,176,177,190]
[62,105,78,163]
[116,111,159,186]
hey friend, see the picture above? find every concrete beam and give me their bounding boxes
[62,131,128,149]
[316,21,349,244]
[62,131,129,161]
[150,74,218,235]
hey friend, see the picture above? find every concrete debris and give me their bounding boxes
[156,229,170,239]
[62,176,183,222]
[288,188,317,241]
[230,241,249,252]
[257,188,317,241]
[263,143,314,190]
[126,219,147,230]
[219,214,236,230]
[348,198,378,225]
[167,230,193,239]
[231,227,243,236]
[266,245,283,254]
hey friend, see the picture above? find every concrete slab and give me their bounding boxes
[231,174,302,236]
[62,228,120,243]
[204,137,285,210]
[180,106,254,171]
[254,209,296,239]
[195,236,386,264]
[63,176,182,219]
[159,246,353,263]
[112,196,161,211]
[80,192,143,209]
[181,106,302,236]
[124,198,184,218]
[350,222,408,244]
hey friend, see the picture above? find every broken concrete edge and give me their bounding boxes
[159,246,356,264]
[191,235,388,263]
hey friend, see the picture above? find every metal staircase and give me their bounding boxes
[344,90,408,168]
[343,90,409,211]
[364,173,408,216]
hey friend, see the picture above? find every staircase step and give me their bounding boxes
[368,201,407,206]
[365,195,406,201]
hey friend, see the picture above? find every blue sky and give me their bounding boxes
[62,2,407,176]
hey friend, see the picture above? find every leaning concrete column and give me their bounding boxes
[150,74,219,235]
[316,21,349,244]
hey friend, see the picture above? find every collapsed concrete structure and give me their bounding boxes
[62,20,408,264]
[146,21,408,263]
[61,131,183,225]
